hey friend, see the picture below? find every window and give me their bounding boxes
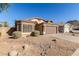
[23,24,32,32]
[17,24,21,31]
[28,25,32,32]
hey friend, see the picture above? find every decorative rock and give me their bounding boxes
[52,39,56,42]
[22,44,29,50]
[49,45,52,48]
[8,50,18,56]
[40,52,47,56]
[22,45,25,50]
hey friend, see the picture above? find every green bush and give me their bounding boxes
[3,21,9,27]
[30,30,40,37]
[12,31,21,39]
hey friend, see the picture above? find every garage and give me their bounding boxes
[35,23,58,35]
[45,25,58,34]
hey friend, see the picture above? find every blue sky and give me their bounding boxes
[0,3,79,27]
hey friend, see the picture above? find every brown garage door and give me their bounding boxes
[46,26,57,34]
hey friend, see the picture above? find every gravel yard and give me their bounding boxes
[0,34,79,56]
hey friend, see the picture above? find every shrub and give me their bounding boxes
[3,21,9,27]
[12,31,21,39]
[30,30,40,37]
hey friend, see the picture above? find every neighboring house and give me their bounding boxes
[58,23,64,33]
[0,22,3,27]
[64,20,79,33]
[15,18,58,37]
[58,25,64,33]
[0,24,2,27]
[64,23,72,33]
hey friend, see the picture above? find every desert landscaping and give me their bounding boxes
[0,19,79,56]
[0,21,79,56]
[0,28,79,56]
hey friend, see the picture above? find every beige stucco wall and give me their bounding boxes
[16,21,35,37]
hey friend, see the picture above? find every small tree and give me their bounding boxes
[59,21,65,25]
[3,21,9,27]
[0,3,10,27]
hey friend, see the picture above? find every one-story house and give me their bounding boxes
[58,23,64,33]
[15,18,59,37]
[64,23,72,33]
[64,20,79,33]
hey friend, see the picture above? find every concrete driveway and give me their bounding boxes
[50,33,79,44]
[47,33,79,56]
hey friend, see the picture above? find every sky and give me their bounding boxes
[0,3,79,26]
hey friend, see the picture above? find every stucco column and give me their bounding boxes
[56,26,58,33]
[32,24,35,31]
[21,23,23,33]
[16,24,18,31]
[43,24,46,34]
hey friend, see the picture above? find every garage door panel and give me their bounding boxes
[46,26,57,34]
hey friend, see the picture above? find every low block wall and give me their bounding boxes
[0,27,10,38]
